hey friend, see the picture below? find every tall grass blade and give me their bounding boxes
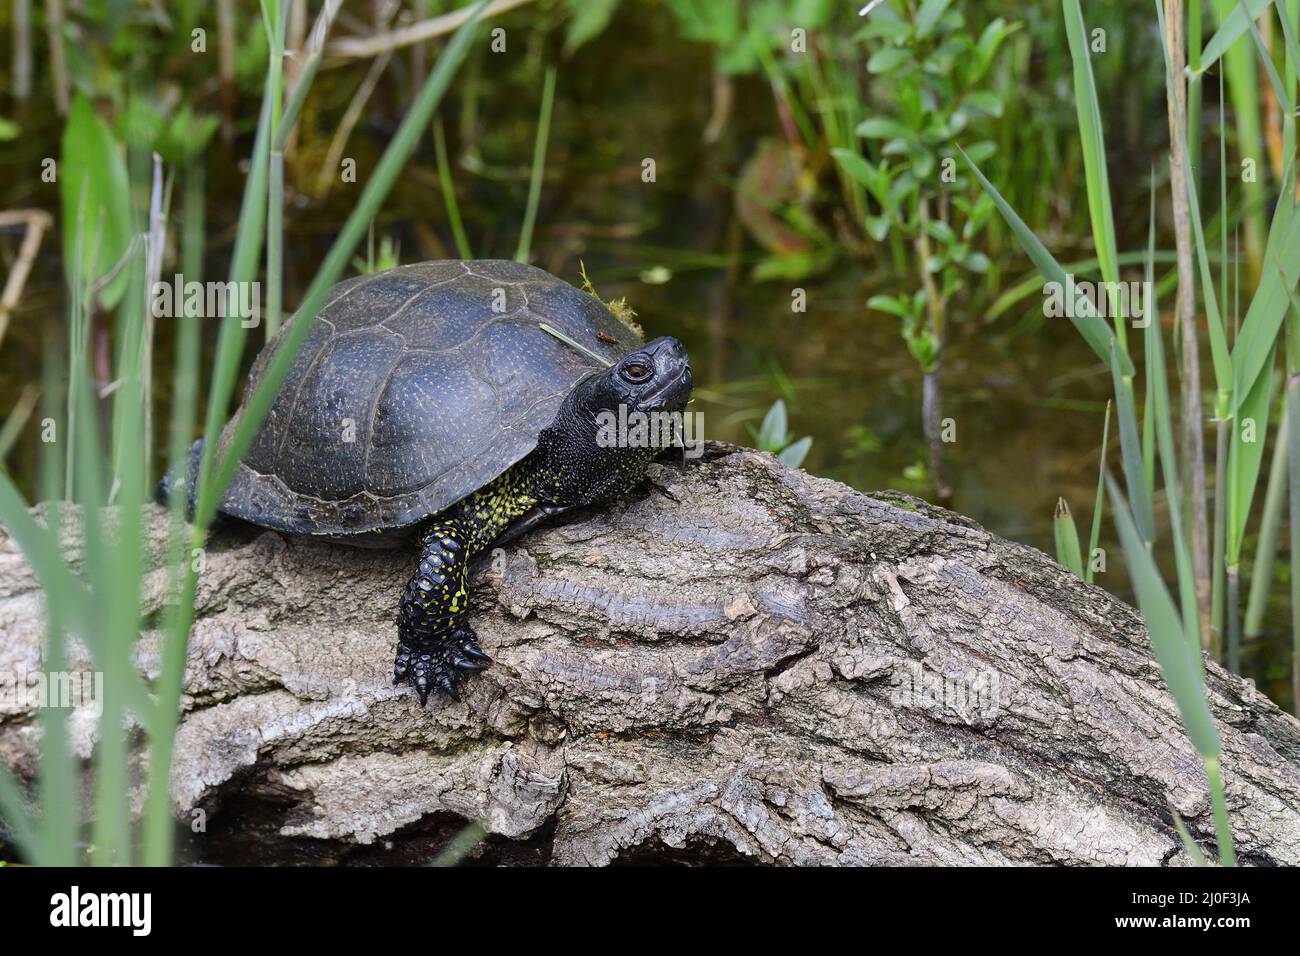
[1061,0,1124,347]
[434,117,473,259]
[1173,811,1210,865]
[1110,472,1234,868]
[1243,401,1288,638]
[1106,475,1222,757]
[266,15,287,344]
[1241,2,1293,113]
[1210,0,1267,271]
[960,147,1132,375]
[1205,757,1238,865]
[1275,0,1300,73]
[1200,0,1271,70]
[1143,220,1200,646]
[515,64,557,264]
[1109,342,1155,546]
[1227,352,1277,567]
[0,767,40,862]
[1227,165,1300,404]
[1086,400,1112,584]
[1288,373,1300,715]
[193,5,285,524]
[274,0,343,148]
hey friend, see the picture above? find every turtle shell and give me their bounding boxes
[215,260,642,537]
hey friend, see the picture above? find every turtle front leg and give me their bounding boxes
[394,517,491,704]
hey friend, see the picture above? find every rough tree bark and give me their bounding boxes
[2,444,1299,865]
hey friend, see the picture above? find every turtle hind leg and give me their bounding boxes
[394,517,492,705]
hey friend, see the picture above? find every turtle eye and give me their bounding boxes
[619,361,652,384]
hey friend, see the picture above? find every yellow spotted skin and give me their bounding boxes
[391,438,657,704]
[393,463,541,703]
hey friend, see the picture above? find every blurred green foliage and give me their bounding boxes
[843,2,1016,371]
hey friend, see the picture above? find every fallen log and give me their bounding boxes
[2,443,1299,865]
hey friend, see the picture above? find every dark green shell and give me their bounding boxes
[216,260,641,536]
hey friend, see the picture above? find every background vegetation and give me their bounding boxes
[0,0,1294,866]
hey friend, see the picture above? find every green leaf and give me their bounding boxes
[915,0,953,37]
[60,94,132,309]
[925,219,956,244]
[778,436,813,469]
[158,105,219,165]
[758,399,789,451]
[964,90,1003,117]
[867,47,911,74]
[830,148,877,189]
[856,117,916,141]
[867,294,909,318]
[963,140,997,164]
[564,0,620,55]
[854,19,911,43]
[751,249,834,282]
[906,333,938,372]
[1054,498,1085,577]
[975,18,1018,69]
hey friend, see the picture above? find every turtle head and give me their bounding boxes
[556,335,693,425]
[533,337,694,506]
[602,336,693,416]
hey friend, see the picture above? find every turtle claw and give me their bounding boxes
[393,641,414,684]
[438,674,461,702]
[393,626,490,705]
[460,643,492,664]
[452,626,492,664]
[410,651,439,706]
[449,653,487,672]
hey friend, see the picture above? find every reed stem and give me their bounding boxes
[515,65,557,264]
[1243,403,1288,638]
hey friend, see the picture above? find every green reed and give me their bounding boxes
[954,0,1300,862]
[515,64,557,264]
[0,0,491,867]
